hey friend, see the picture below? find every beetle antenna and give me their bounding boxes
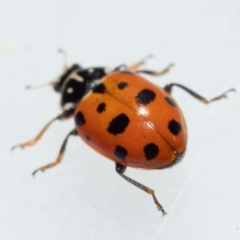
[58,48,68,72]
[25,81,55,89]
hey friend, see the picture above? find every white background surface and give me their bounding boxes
[1,1,240,239]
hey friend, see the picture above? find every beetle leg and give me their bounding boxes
[25,49,69,89]
[164,83,235,104]
[115,163,167,216]
[113,55,153,72]
[136,63,174,76]
[12,109,75,150]
[32,129,77,176]
[128,55,153,71]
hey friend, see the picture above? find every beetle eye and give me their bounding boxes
[53,81,61,92]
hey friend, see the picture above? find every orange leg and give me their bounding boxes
[32,129,77,176]
[164,83,235,104]
[113,55,153,72]
[128,55,153,71]
[12,109,74,150]
[114,57,174,78]
[26,49,69,89]
[116,163,167,216]
[136,63,174,76]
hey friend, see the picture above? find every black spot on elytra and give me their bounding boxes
[168,119,182,135]
[75,112,85,126]
[143,143,159,160]
[136,89,156,105]
[97,102,106,113]
[114,145,128,160]
[85,136,91,141]
[117,82,128,89]
[92,83,105,93]
[165,96,176,107]
[107,113,130,135]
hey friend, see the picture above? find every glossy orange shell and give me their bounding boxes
[75,71,187,169]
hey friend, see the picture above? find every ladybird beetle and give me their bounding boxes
[12,51,234,215]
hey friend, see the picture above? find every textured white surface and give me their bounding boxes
[1,1,240,239]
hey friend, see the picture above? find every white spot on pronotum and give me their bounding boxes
[88,68,94,73]
[89,79,101,88]
[67,87,73,94]
[62,102,75,111]
[69,72,83,82]
[104,67,111,74]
